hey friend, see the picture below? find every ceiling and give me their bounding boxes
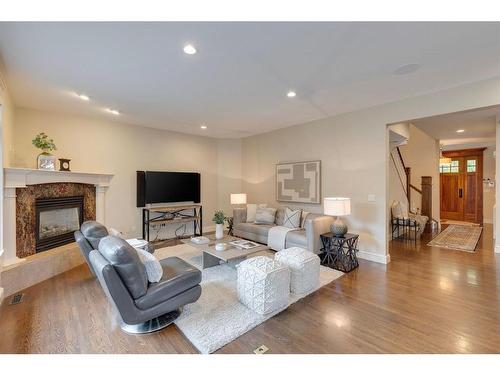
[0,22,499,138]
[412,106,500,146]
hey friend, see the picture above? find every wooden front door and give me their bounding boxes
[440,148,484,224]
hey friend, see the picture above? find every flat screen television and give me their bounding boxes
[137,171,200,207]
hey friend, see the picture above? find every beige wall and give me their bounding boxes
[10,107,221,238]
[242,77,500,264]
[216,138,242,215]
[399,124,440,221]
[483,146,495,224]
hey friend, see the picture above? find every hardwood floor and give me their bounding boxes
[1,225,499,353]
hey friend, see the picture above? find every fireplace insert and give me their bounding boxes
[35,196,84,252]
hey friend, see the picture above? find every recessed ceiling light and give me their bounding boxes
[183,44,197,55]
[456,129,465,133]
[105,108,120,115]
[200,125,207,129]
[393,63,421,75]
[77,93,90,101]
[287,91,297,98]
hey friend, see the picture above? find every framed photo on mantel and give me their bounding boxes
[276,160,321,204]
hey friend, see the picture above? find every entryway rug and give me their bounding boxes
[154,244,344,353]
[427,224,482,252]
[440,219,481,227]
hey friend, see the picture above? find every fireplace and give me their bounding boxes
[35,196,84,253]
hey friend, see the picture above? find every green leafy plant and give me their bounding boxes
[32,132,57,152]
[212,209,226,225]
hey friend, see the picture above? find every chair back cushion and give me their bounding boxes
[391,201,405,219]
[98,236,148,299]
[81,221,109,249]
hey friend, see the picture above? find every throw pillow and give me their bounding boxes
[108,227,125,239]
[283,207,302,229]
[136,248,163,283]
[254,207,277,224]
[300,211,310,228]
[246,203,268,223]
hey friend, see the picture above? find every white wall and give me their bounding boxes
[10,107,222,238]
[399,124,440,221]
[0,73,15,302]
[242,77,500,264]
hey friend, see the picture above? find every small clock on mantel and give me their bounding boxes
[58,158,71,171]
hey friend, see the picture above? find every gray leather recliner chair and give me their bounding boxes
[74,221,109,275]
[89,236,202,334]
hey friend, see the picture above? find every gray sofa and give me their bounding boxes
[232,207,333,254]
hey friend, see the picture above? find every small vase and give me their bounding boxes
[215,223,224,240]
[37,150,56,170]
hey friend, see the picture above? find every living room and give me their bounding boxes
[1,1,500,373]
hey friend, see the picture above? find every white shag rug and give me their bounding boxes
[154,244,344,354]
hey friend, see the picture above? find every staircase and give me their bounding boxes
[389,145,435,231]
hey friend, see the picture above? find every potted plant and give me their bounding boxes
[32,132,57,170]
[212,209,226,240]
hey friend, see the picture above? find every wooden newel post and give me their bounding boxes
[405,167,411,205]
[421,176,432,232]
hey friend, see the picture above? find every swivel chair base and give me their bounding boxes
[120,309,181,334]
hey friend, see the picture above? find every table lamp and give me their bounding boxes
[324,197,351,237]
[230,193,247,206]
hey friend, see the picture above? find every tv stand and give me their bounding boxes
[142,204,202,242]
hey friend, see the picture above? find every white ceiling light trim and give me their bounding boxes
[200,125,207,129]
[287,91,297,98]
[456,129,465,133]
[183,44,197,55]
[77,93,90,101]
[105,108,120,115]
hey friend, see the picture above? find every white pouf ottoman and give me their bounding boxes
[237,256,290,315]
[275,247,320,294]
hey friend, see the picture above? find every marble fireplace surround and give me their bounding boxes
[3,168,113,266]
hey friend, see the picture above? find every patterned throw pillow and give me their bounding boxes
[254,207,277,224]
[283,207,302,229]
[300,211,309,228]
[136,248,163,283]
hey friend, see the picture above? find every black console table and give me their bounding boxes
[319,232,359,272]
[142,204,202,242]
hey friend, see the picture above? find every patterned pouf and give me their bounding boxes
[275,247,320,294]
[237,256,290,315]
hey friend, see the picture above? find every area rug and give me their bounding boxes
[427,224,482,252]
[154,244,344,353]
[440,219,480,227]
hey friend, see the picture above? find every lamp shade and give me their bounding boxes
[324,197,351,216]
[230,193,247,205]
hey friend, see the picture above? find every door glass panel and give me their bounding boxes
[467,159,476,172]
[450,160,459,173]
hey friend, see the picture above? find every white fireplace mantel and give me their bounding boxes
[3,168,114,266]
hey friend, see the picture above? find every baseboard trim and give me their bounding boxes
[484,220,493,224]
[0,287,4,305]
[357,250,391,264]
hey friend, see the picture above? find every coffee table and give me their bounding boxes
[181,234,269,269]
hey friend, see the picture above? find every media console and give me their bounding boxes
[142,204,203,242]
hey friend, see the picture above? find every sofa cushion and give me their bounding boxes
[285,229,307,248]
[234,222,274,237]
[135,257,201,310]
[283,207,302,229]
[275,208,285,226]
[98,236,148,299]
[255,207,277,224]
[246,203,267,223]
